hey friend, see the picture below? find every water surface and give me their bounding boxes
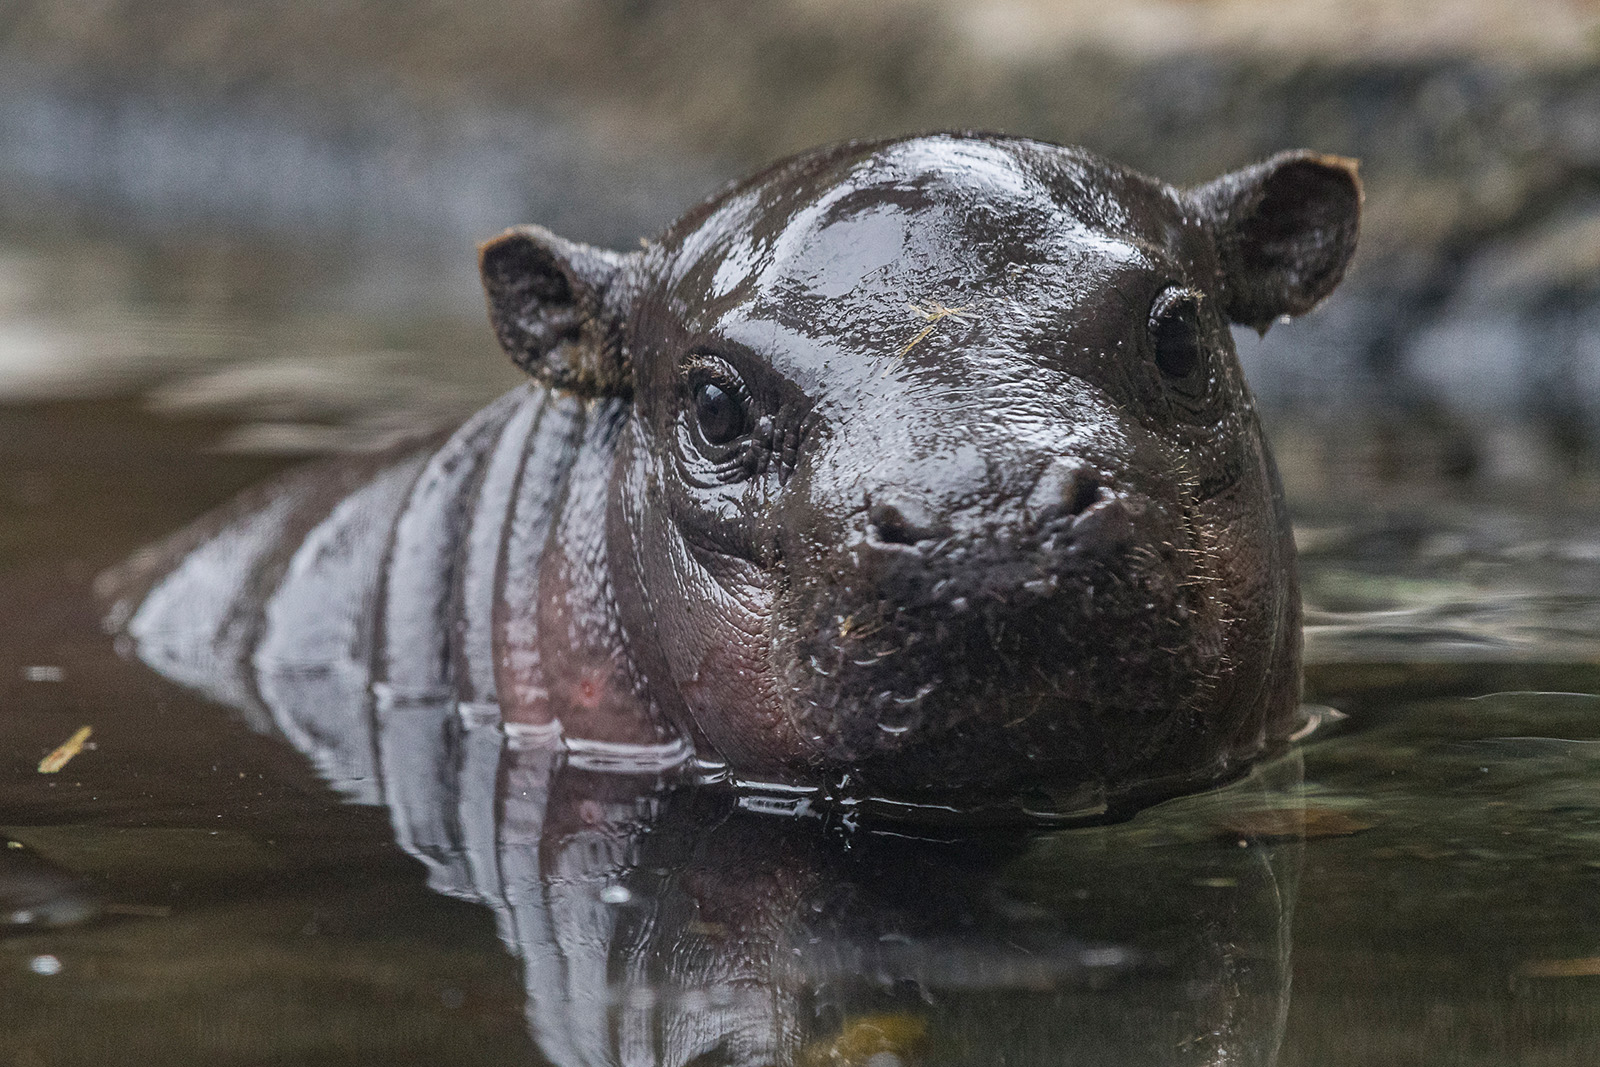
[4,226,1600,1066]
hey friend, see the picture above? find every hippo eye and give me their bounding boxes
[1149,288,1207,397]
[693,379,750,446]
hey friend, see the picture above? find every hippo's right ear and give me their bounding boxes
[479,225,633,396]
[1190,152,1362,335]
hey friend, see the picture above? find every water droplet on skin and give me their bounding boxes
[875,684,931,734]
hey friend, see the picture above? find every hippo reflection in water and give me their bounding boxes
[103,132,1352,1062]
[339,740,1302,1066]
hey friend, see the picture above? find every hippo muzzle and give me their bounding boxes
[758,348,1277,807]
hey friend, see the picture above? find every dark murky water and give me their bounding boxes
[5,221,1600,1067]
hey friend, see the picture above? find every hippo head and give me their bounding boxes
[479,134,1359,816]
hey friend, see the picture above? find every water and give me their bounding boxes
[5,224,1600,1066]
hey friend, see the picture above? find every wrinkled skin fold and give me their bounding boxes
[107,132,1360,818]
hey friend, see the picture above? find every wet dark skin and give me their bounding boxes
[480,132,1361,815]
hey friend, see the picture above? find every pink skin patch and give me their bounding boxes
[496,507,668,746]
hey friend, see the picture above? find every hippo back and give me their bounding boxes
[101,384,584,809]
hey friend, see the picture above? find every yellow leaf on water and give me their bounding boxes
[38,726,92,774]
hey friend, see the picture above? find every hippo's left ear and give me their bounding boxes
[479,224,634,396]
[1190,151,1362,334]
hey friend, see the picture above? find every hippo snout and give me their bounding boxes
[843,476,1153,614]
[763,445,1201,805]
[864,456,1134,557]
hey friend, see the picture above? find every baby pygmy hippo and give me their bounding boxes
[109,133,1359,821]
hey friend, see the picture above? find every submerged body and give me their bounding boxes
[106,132,1360,819]
[106,385,682,805]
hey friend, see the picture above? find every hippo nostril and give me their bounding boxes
[867,500,943,546]
[868,502,919,545]
[1027,458,1102,521]
[1068,478,1101,516]
[1070,495,1136,553]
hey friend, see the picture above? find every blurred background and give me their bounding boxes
[3,0,1600,506]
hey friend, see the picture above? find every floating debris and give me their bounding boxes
[1193,876,1239,888]
[1289,702,1347,741]
[38,726,93,774]
[896,302,973,357]
[22,666,63,682]
[1519,957,1600,978]
[1218,805,1374,843]
[802,1013,927,1067]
